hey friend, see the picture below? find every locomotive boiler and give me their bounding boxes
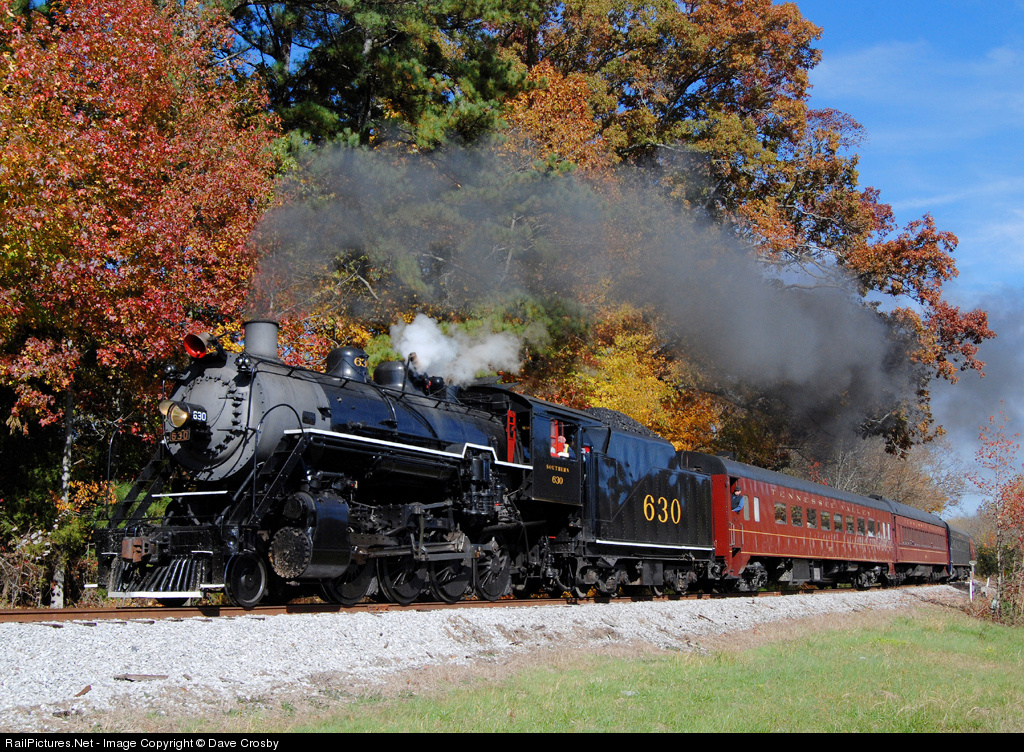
[96,320,973,609]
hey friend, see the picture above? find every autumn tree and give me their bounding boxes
[496,1,993,454]
[971,407,1024,620]
[737,108,993,449]
[0,0,277,552]
[520,1,821,197]
[558,306,720,450]
[503,61,614,174]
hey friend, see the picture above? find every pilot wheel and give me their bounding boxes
[224,552,268,609]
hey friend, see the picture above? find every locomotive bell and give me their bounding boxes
[326,347,369,382]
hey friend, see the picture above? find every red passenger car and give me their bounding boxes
[680,452,956,590]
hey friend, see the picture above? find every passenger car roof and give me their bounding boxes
[679,451,948,527]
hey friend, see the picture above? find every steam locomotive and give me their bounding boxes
[96,321,975,608]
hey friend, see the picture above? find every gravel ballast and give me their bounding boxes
[0,585,967,730]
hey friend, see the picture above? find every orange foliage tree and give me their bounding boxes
[498,1,992,454]
[503,61,614,174]
[743,108,994,394]
[516,304,721,451]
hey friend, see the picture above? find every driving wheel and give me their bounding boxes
[474,541,512,602]
[429,557,472,604]
[377,556,428,605]
[322,561,377,606]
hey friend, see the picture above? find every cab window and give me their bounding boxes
[549,419,577,459]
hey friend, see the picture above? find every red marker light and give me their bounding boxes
[183,332,223,360]
[183,333,207,359]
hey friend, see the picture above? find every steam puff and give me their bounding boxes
[391,314,521,384]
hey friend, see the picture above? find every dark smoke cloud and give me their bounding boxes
[248,146,606,313]
[250,144,919,450]
[598,176,914,422]
[932,289,1024,454]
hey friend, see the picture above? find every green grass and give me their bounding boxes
[288,610,1024,733]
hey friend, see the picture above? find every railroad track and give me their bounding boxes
[0,585,888,624]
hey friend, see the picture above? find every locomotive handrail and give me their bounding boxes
[225,430,311,531]
[106,447,173,527]
[226,401,306,523]
[151,491,230,498]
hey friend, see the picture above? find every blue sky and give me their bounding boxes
[794,1,1024,511]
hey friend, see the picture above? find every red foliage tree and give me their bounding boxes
[0,0,278,430]
[971,406,1024,606]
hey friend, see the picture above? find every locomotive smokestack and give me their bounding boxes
[243,320,281,361]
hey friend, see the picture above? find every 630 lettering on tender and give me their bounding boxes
[643,494,682,525]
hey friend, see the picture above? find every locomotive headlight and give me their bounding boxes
[160,400,208,428]
[168,403,191,428]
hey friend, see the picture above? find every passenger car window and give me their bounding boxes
[775,502,787,524]
[806,508,817,529]
[791,505,803,527]
[821,511,830,531]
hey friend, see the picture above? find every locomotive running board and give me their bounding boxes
[283,428,533,470]
[109,590,203,599]
[595,538,715,551]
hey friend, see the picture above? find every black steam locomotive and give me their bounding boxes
[97,320,972,608]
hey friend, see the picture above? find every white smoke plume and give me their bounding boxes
[390,314,521,385]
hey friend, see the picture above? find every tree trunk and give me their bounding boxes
[52,387,74,609]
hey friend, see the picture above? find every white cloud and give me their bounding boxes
[889,178,1024,212]
[810,39,1024,154]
